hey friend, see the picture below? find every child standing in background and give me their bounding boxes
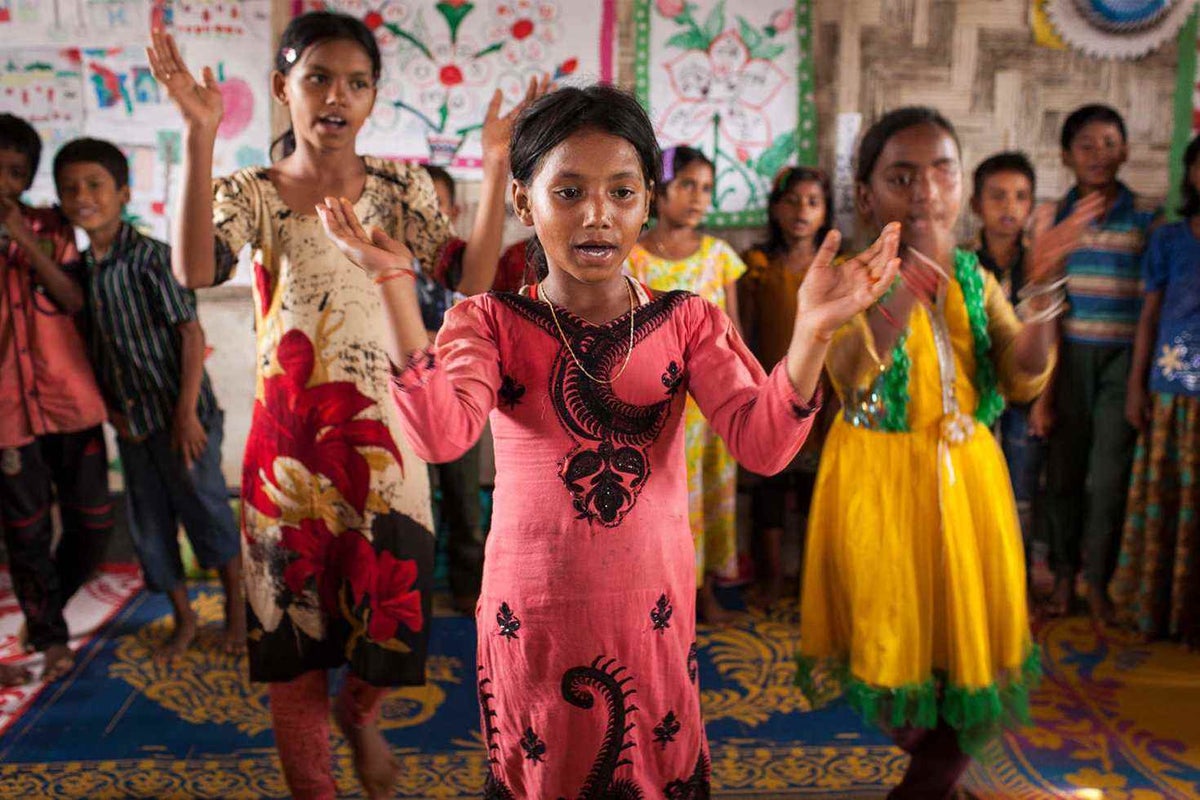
[0,113,112,686]
[739,166,837,607]
[1036,104,1157,623]
[1114,133,1200,650]
[627,145,747,623]
[148,12,523,798]
[967,152,1043,579]
[54,137,243,663]
[420,164,485,615]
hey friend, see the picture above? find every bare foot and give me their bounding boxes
[154,610,198,664]
[40,644,74,682]
[697,585,736,626]
[0,662,32,686]
[1045,576,1073,617]
[222,598,247,656]
[335,700,400,800]
[1086,584,1116,628]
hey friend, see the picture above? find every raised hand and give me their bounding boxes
[479,74,551,163]
[1027,192,1105,283]
[797,223,902,339]
[316,196,415,278]
[146,28,223,132]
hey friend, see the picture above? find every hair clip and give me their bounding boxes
[282,47,297,64]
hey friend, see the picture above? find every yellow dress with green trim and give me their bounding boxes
[797,252,1052,748]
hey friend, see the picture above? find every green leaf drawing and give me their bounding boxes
[737,16,763,50]
[702,0,726,42]
[436,1,475,44]
[755,129,798,178]
[665,29,710,50]
[472,41,504,58]
[385,22,433,60]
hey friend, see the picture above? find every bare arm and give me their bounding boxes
[455,79,548,296]
[173,320,209,468]
[1125,290,1162,432]
[723,279,744,339]
[147,29,225,288]
[317,197,427,366]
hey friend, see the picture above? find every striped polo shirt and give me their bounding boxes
[75,223,218,438]
[1055,183,1158,346]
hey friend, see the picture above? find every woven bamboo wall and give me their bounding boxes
[612,0,1178,207]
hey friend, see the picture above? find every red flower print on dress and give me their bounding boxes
[243,329,402,518]
[281,517,334,602]
[367,550,424,641]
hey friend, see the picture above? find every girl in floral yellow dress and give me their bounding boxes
[149,13,527,798]
[627,146,747,623]
[796,108,1060,798]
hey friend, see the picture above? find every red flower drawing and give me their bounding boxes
[366,550,424,641]
[243,329,402,518]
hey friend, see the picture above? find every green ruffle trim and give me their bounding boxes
[878,332,911,432]
[868,249,1006,432]
[955,249,1005,427]
[794,646,1041,755]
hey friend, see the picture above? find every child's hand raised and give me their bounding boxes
[1027,192,1105,283]
[316,196,416,279]
[146,29,223,133]
[796,223,902,339]
[479,75,552,164]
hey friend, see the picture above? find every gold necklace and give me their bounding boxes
[542,277,637,384]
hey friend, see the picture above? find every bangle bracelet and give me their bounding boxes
[1017,276,1069,300]
[373,269,415,285]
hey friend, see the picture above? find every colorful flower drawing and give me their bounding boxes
[637,0,817,226]
[489,0,560,65]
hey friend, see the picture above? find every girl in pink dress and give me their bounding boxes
[318,85,900,798]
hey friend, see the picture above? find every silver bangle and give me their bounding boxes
[1017,276,1069,301]
[1017,296,1068,324]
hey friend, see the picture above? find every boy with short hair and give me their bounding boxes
[1034,104,1159,622]
[0,113,112,686]
[53,137,243,660]
[967,151,1042,576]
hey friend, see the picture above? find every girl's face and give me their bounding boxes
[857,122,962,256]
[273,38,377,153]
[1063,120,1127,191]
[657,159,713,228]
[512,129,652,286]
[771,179,827,246]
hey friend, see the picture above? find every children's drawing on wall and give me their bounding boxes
[0,2,270,278]
[321,0,615,176]
[635,0,817,226]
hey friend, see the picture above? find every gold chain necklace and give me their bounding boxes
[542,277,637,384]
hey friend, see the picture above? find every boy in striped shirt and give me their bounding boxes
[53,138,243,661]
[1032,105,1159,623]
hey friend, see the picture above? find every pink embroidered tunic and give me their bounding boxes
[391,282,817,798]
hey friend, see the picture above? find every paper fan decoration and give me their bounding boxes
[1045,0,1197,58]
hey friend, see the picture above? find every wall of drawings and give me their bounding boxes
[0,1,272,273]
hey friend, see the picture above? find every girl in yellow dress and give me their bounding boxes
[627,146,747,623]
[796,108,1061,798]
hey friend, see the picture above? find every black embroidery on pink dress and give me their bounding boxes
[498,374,526,409]
[664,750,712,799]
[661,361,683,396]
[653,711,681,749]
[520,726,547,763]
[492,289,691,527]
[687,642,699,684]
[479,667,517,799]
[496,602,521,639]
[650,593,673,633]
[560,656,644,798]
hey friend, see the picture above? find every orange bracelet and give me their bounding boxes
[373,268,415,285]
